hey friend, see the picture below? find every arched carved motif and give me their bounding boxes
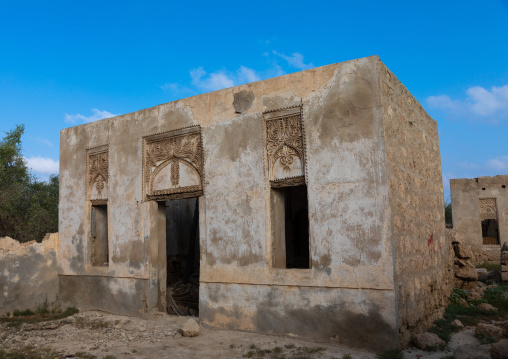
[143,126,203,201]
[263,106,306,186]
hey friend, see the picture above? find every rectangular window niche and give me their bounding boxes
[91,204,109,266]
[479,198,500,245]
[270,185,310,269]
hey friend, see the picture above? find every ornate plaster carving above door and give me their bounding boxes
[143,126,203,201]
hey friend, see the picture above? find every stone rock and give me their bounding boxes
[0,236,21,254]
[456,262,479,281]
[180,318,199,337]
[463,281,484,291]
[501,272,508,282]
[491,339,508,359]
[478,271,490,282]
[476,323,503,339]
[456,259,468,267]
[470,291,484,301]
[478,303,498,312]
[486,270,502,284]
[501,321,508,338]
[454,243,474,259]
[452,319,465,328]
[459,298,469,307]
[124,324,136,331]
[447,229,463,244]
[501,252,508,265]
[478,268,489,273]
[454,344,491,359]
[412,332,445,350]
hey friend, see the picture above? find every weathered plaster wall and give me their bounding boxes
[381,65,453,346]
[60,55,446,349]
[197,56,397,349]
[200,56,394,289]
[200,283,398,351]
[59,275,148,315]
[0,234,59,315]
[450,175,508,263]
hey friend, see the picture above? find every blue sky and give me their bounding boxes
[1,1,507,200]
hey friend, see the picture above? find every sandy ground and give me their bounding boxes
[0,311,494,359]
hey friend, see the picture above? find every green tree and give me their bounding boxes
[445,201,452,225]
[0,124,59,242]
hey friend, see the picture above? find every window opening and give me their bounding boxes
[90,204,108,266]
[479,198,499,245]
[481,219,500,245]
[271,185,310,269]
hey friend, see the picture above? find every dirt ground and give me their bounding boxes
[0,310,376,359]
[0,310,499,359]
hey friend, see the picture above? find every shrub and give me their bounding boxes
[0,125,59,242]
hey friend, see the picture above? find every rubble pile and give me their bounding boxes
[448,230,479,287]
[166,274,199,316]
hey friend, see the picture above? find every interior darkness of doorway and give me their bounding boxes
[481,218,500,245]
[165,197,200,316]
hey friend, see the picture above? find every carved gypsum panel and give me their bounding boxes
[87,145,109,201]
[270,176,306,188]
[479,198,498,220]
[143,126,203,200]
[147,190,203,201]
[263,106,305,182]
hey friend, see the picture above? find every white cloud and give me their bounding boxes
[160,50,310,95]
[24,156,59,175]
[237,66,261,84]
[65,108,117,124]
[467,85,508,116]
[426,95,459,111]
[272,51,314,70]
[457,155,508,177]
[190,67,235,92]
[427,84,508,123]
[485,156,508,171]
[38,138,54,148]
[189,66,263,92]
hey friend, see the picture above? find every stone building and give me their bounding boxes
[450,175,508,263]
[58,55,452,350]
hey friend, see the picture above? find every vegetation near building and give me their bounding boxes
[0,124,58,242]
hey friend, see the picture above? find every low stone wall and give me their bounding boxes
[0,233,59,315]
[473,247,504,265]
[501,245,508,282]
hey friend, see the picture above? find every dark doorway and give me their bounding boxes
[271,185,310,269]
[165,197,199,316]
[481,219,500,245]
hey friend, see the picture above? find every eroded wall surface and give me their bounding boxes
[0,234,59,315]
[200,284,398,351]
[198,56,397,349]
[59,55,448,349]
[381,65,453,346]
[450,176,508,263]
